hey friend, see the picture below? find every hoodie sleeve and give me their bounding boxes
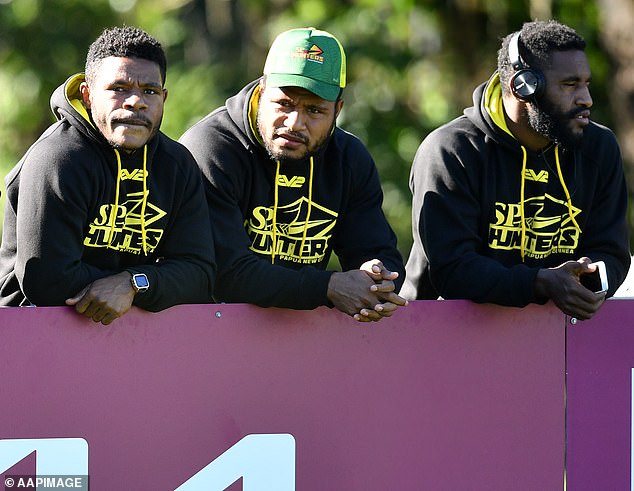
[14,133,116,305]
[405,124,541,306]
[180,120,333,310]
[329,138,405,290]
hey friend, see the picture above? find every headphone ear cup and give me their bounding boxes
[510,68,545,102]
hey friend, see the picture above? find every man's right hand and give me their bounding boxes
[65,271,137,325]
[534,257,606,320]
[327,267,407,322]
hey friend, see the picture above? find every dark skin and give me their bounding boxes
[534,258,605,320]
[504,49,604,320]
[66,271,137,325]
[327,260,408,322]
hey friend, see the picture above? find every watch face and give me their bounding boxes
[133,274,149,290]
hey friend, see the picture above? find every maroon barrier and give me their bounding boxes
[0,301,565,490]
[565,299,634,491]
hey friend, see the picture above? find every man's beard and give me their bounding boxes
[257,113,335,164]
[527,99,584,151]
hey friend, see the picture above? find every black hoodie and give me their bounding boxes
[0,74,216,309]
[179,79,404,309]
[401,73,630,305]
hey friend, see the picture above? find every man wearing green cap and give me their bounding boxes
[180,27,406,322]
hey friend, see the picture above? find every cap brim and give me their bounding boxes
[266,73,340,101]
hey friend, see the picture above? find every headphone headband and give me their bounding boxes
[508,32,524,70]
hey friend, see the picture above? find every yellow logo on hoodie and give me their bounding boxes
[523,169,549,183]
[83,191,166,255]
[246,197,338,263]
[277,174,305,188]
[489,194,581,259]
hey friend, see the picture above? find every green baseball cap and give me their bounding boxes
[263,27,346,101]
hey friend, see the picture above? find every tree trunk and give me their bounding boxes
[596,0,634,205]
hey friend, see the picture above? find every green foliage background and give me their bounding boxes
[0,0,625,259]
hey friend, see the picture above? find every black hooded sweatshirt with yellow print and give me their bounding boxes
[179,79,404,309]
[0,74,216,309]
[401,73,630,305]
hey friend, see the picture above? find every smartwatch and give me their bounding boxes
[130,273,149,293]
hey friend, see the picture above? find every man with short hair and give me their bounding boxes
[180,27,406,322]
[0,26,216,324]
[401,20,630,320]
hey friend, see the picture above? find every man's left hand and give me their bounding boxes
[534,257,606,320]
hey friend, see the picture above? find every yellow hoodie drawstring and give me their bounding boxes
[109,149,123,250]
[519,146,528,262]
[554,145,580,230]
[299,156,315,256]
[270,157,314,264]
[140,145,149,255]
[271,161,281,263]
[109,146,149,255]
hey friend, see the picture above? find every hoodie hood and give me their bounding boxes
[50,73,103,146]
[463,72,519,152]
[224,79,263,151]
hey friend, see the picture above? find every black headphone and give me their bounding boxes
[508,31,545,102]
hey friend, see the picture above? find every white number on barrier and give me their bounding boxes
[0,438,88,474]
[175,433,296,491]
[0,434,295,491]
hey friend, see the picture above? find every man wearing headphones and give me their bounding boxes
[401,20,630,320]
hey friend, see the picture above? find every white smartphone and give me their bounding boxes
[580,260,608,294]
